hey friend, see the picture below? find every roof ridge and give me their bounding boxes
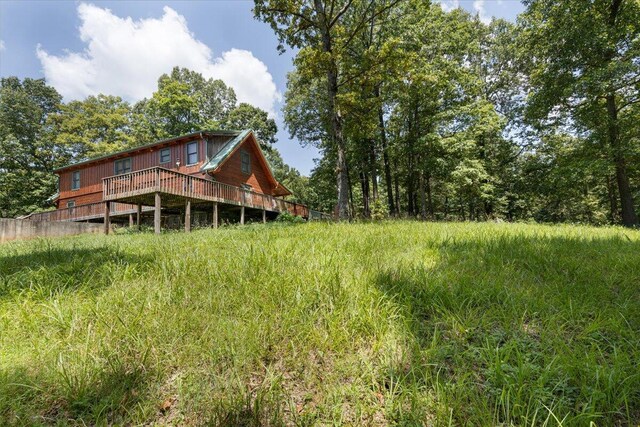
[54,129,243,172]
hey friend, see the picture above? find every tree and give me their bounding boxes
[0,77,63,217]
[166,67,237,126]
[133,67,239,142]
[520,0,640,227]
[223,103,278,151]
[254,0,401,219]
[140,75,203,138]
[49,94,135,161]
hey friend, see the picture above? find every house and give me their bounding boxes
[26,130,309,233]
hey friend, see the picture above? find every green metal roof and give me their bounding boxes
[200,129,251,172]
[54,129,242,172]
[200,129,290,195]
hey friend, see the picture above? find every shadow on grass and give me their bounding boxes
[1,361,149,425]
[0,242,152,299]
[374,233,640,425]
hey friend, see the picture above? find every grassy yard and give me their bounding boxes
[1,221,639,426]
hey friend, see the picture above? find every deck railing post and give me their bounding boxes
[240,190,245,225]
[104,202,110,235]
[185,200,191,233]
[154,192,161,234]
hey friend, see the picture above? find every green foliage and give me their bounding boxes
[519,0,640,226]
[222,102,278,151]
[0,77,63,217]
[1,222,639,424]
[0,68,310,217]
[49,94,136,160]
[273,0,639,226]
[275,211,305,223]
[370,198,388,221]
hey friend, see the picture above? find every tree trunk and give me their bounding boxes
[317,0,350,220]
[603,1,637,227]
[606,173,619,224]
[360,169,370,218]
[369,139,378,202]
[606,93,638,227]
[393,158,401,216]
[375,86,394,214]
[419,169,427,220]
[426,172,434,219]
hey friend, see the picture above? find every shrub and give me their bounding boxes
[370,198,389,221]
[275,211,305,223]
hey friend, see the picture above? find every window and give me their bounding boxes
[114,158,132,175]
[71,171,80,190]
[241,184,253,191]
[186,142,198,165]
[241,150,251,174]
[159,148,171,164]
[67,200,75,208]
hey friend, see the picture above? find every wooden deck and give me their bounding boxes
[102,167,308,217]
[25,167,309,226]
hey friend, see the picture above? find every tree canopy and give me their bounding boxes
[258,0,639,227]
[0,68,304,217]
[2,1,639,227]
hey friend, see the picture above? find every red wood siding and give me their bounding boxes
[213,137,275,195]
[58,136,210,207]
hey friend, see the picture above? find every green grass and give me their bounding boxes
[1,221,639,426]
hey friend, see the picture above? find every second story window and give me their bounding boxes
[114,158,132,175]
[186,142,198,165]
[71,171,80,190]
[159,148,171,164]
[241,150,251,174]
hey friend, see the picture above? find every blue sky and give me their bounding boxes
[0,0,525,175]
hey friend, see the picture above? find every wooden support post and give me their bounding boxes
[185,200,191,233]
[263,209,266,224]
[240,190,245,225]
[212,202,218,229]
[129,214,134,227]
[136,203,142,230]
[104,202,110,235]
[154,192,161,234]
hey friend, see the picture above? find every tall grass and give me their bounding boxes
[1,222,638,425]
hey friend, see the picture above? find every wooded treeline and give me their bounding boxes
[0,68,309,217]
[255,0,640,227]
[1,0,638,227]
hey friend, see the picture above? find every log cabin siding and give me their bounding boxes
[58,137,211,208]
[213,137,275,195]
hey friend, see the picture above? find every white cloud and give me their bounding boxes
[36,3,281,115]
[0,40,5,52]
[437,0,460,12]
[473,0,492,24]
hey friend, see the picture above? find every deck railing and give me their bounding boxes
[102,167,308,217]
[22,202,146,222]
